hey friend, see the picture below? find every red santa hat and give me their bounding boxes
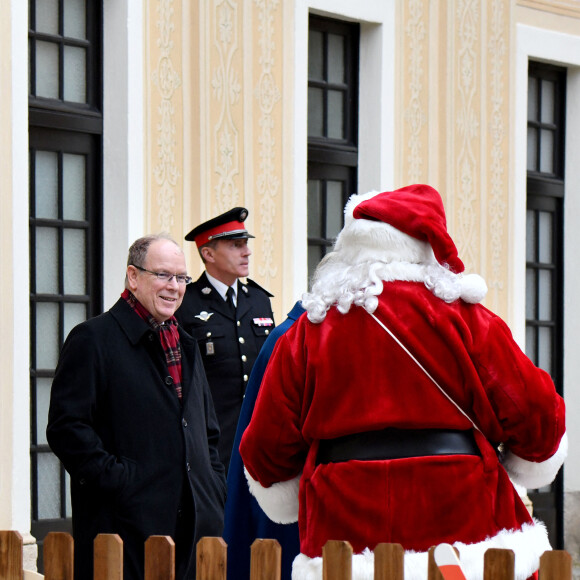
[352,184,464,273]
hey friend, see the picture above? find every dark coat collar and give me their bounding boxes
[110,297,152,345]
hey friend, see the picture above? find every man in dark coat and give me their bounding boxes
[176,207,274,473]
[47,234,226,580]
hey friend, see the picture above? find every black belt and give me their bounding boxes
[316,428,479,465]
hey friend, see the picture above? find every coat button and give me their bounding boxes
[241,355,247,362]
[182,418,188,427]
[243,374,248,382]
[186,462,191,472]
[239,336,245,344]
[237,321,241,327]
[165,376,173,385]
[206,331,212,337]
[265,329,269,335]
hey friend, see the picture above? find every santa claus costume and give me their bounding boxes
[239,184,567,580]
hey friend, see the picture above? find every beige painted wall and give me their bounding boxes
[143,0,517,323]
[141,0,578,324]
[145,0,290,321]
[397,0,512,320]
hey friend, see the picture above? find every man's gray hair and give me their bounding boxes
[125,233,182,288]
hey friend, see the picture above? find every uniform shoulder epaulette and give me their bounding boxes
[245,278,274,297]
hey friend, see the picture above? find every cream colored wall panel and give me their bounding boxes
[450,0,483,279]
[399,0,430,186]
[181,0,286,315]
[181,0,202,261]
[248,0,285,309]
[208,0,244,214]
[400,0,511,319]
[484,0,511,317]
[146,0,184,235]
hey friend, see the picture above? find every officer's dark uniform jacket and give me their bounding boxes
[176,271,274,472]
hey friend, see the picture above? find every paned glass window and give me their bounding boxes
[307,15,359,282]
[29,0,103,570]
[525,61,565,550]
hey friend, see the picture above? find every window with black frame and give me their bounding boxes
[307,15,359,283]
[28,0,103,569]
[525,61,566,549]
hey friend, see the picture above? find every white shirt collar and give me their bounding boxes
[205,272,238,303]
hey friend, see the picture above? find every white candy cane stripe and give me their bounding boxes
[434,544,467,580]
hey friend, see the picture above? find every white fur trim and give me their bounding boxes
[343,191,381,223]
[457,273,488,303]
[291,520,550,580]
[244,467,300,524]
[502,432,568,489]
[334,213,435,267]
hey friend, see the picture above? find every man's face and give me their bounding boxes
[203,238,251,285]
[127,239,188,322]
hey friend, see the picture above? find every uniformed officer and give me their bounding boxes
[176,207,275,473]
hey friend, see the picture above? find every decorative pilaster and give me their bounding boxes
[403,0,427,184]
[211,0,241,212]
[486,0,509,313]
[454,0,480,270]
[254,0,280,286]
[152,0,182,231]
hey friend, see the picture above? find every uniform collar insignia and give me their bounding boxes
[195,311,214,322]
[201,286,212,294]
[242,285,248,293]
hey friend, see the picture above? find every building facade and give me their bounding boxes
[1,0,579,573]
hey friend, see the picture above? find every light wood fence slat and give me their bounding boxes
[144,536,174,580]
[0,531,23,580]
[374,542,404,580]
[250,539,281,580]
[93,534,123,580]
[322,540,353,580]
[196,537,227,580]
[539,549,573,580]
[1,531,576,579]
[483,548,514,580]
[43,532,73,580]
[427,546,444,580]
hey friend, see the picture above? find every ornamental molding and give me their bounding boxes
[403,0,427,184]
[212,0,241,212]
[455,0,479,270]
[152,0,181,231]
[487,0,508,309]
[254,0,280,285]
[517,0,580,18]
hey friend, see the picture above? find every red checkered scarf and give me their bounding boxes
[122,289,183,401]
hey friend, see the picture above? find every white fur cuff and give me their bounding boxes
[244,467,300,524]
[502,432,568,490]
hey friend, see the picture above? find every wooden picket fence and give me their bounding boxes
[0,530,573,579]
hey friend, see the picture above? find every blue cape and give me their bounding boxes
[223,301,305,580]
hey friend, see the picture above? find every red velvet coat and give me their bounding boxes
[240,281,566,579]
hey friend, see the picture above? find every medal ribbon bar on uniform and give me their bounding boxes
[253,318,274,327]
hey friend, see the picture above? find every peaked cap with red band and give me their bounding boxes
[185,207,255,248]
[352,184,465,273]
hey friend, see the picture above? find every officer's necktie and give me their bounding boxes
[226,286,236,317]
